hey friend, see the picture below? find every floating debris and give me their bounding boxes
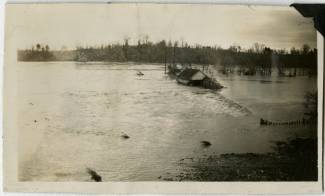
[136,71,144,76]
[179,157,194,162]
[201,141,211,147]
[86,168,102,182]
[121,133,130,139]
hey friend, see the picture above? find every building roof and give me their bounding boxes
[178,69,206,80]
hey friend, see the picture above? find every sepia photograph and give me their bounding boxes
[3,2,323,193]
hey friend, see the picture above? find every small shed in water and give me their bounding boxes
[176,69,207,86]
[177,68,223,90]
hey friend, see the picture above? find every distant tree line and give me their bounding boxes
[17,39,317,71]
[75,39,317,71]
[18,44,55,61]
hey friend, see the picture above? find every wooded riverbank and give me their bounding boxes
[18,41,317,75]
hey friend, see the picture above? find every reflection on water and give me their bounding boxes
[17,62,317,181]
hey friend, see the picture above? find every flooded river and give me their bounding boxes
[17,62,317,181]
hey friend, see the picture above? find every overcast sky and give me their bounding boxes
[7,4,317,50]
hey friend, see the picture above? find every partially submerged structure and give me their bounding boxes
[177,69,206,86]
[176,68,223,90]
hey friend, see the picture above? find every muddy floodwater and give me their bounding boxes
[17,62,317,181]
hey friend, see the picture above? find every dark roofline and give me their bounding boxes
[178,68,206,80]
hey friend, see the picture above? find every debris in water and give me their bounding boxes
[201,141,211,147]
[86,168,102,182]
[179,157,194,162]
[136,71,144,76]
[121,133,130,139]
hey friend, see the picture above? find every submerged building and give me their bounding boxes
[176,69,207,86]
[176,68,223,90]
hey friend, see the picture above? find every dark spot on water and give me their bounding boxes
[179,157,194,162]
[34,120,37,123]
[86,168,102,182]
[121,133,130,139]
[201,141,211,147]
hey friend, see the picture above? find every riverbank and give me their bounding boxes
[162,137,317,181]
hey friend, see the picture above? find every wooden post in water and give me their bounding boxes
[165,60,167,74]
[164,46,167,74]
[172,48,175,66]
